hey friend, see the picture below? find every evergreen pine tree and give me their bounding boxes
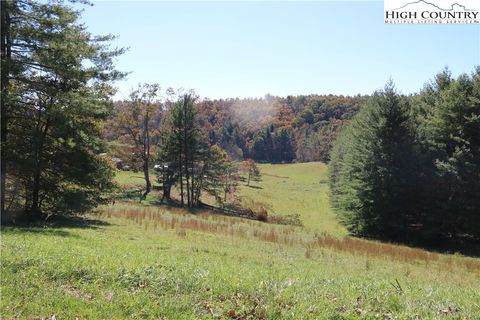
[416,68,480,238]
[330,83,416,239]
[1,0,125,217]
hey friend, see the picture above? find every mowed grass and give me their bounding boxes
[2,163,480,318]
[2,205,480,319]
[238,162,345,235]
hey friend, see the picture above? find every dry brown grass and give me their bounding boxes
[99,206,480,274]
[304,248,313,259]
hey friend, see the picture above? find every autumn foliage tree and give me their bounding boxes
[110,83,162,198]
[218,154,240,202]
[241,159,262,186]
[190,95,366,164]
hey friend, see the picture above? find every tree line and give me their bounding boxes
[105,94,367,165]
[330,69,480,242]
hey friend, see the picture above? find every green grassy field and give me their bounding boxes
[237,162,345,236]
[115,162,344,235]
[2,163,480,319]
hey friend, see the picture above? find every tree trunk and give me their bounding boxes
[194,175,202,206]
[189,160,195,207]
[1,1,11,215]
[142,113,151,198]
[142,156,151,198]
[185,165,190,207]
[179,153,184,207]
[183,103,191,208]
[31,119,50,216]
[31,170,41,215]
[161,181,171,203]
[161,168,172,203]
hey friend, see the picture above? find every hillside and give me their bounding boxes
[2,163,479,319]
[237,162,345,235]
[114,162,345,235]
[105,94,367,168]
[2,1,478,319]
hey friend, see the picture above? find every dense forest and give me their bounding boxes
[330,70,480,242]
[104,94,367,166]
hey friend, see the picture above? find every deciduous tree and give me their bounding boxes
[241,159,262,186]
[112,83,162,198]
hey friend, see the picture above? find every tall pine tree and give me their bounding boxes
[416,68,480,238]
[1,0,125,218]
[330,83,417,239]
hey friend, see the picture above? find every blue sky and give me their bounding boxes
[80,1,479,100]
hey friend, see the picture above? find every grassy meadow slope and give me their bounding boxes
[237,162,346,236]
[114,162,345,235]
[1,163,480,319]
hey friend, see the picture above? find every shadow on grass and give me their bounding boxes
[46,215,111,228]
[262,173,290,179]
[149,197,182,207]
[115,188,144,201]
[246,185,263,189]
[1,227,77,238]
[363,233,480,259]
[1,214,111,238]
[416,238,480,258]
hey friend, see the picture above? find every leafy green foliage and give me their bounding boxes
[1,0,124,217]
[331,69,480,241]
[414,68,480,238]
[330,83,416,238]
[157,93,239,207]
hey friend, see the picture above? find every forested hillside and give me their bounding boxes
[104,94,368,166]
